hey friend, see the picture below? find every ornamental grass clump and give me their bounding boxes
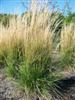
[0,0,64,99]
[60,23,75,68]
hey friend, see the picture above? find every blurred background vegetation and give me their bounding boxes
[0,12,75,26]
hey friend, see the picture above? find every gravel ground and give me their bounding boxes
[0,70,75,100]
[0,71,26,100]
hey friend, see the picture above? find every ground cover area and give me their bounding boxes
[0,68,75,100]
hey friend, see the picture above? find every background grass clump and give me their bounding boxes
[60,23,75,68]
